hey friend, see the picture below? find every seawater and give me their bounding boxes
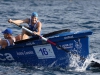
[0,0,100,75]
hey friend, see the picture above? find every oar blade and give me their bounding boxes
[90,61,100,68]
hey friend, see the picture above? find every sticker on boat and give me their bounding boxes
[0,53,14,61]
[33,44,56,59]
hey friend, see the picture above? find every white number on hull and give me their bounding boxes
[33,44,56,59]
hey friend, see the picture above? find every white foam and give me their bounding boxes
[69,53,100,72]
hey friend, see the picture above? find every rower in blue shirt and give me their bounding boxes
[8,12,42,41]
[0,28,15,49]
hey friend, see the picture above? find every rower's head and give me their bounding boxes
[31,12,38,24]
[2,28,13,38]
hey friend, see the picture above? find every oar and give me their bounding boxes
[43,29,70,37]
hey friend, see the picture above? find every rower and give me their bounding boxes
[8,12,42,41]
[0,28,15,49]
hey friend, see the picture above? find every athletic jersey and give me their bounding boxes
[3,38,15,46]
[5,39,10,46]
[28,19,39,32]
[28,19,42,37]
[0,37,16,49]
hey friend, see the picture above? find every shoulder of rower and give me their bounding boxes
[1,40,8,47]
[37,21,42,27]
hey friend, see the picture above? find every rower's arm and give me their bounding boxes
[8,19,29,26]
[0,40,7,49]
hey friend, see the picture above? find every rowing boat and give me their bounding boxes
[0,28,95,68]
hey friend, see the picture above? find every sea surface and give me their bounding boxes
[0,0,100,75]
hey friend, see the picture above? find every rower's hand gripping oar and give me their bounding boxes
[17,25,86,61]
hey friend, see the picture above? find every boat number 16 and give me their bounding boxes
[33,44,55,59]
[39,48,48,55]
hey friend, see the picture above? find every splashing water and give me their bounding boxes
[75,55,93,72]
[69,54,83,71]
[69,55,79,67]
[69,53,100,72]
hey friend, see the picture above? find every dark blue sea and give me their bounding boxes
[0,0,100,75]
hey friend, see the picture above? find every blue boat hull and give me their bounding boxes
[0,30,92,68]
